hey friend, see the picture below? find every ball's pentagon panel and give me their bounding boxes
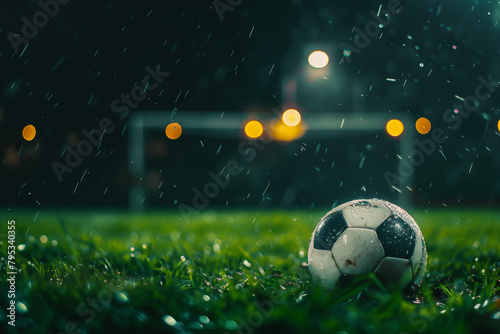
[378,199,427,286]
[381,199,426,247]
[313,211,348,250]
[333,228,385,275]
[376,215,416,259]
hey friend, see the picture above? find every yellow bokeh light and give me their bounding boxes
[386,119,404,137]
[271,119,305,141]
[308,50,329,69]
[497,120,500,132]
[282,109,301,127]
[40,235,48,244]
[165,122,182,140]
[22,124,36,141]
[415,117,431,134]
[244,120,263,139]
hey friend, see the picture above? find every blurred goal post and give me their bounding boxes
[128,111,415,211]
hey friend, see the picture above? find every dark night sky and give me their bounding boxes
[1,0,499,208]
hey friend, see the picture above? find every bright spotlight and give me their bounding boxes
[308,51,329,69]
[282,109,301,127]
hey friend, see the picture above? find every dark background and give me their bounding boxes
[0,0,499,209]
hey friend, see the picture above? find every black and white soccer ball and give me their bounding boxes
[308,199,426,291]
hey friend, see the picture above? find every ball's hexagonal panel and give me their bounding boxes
[374,256,412,288]
[376,216,416,259]
[308,248,342,290]
[313,211,348,250]
[332,228,385,275]
[342,200,391,229]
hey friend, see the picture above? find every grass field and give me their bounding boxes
[1,208,499,334]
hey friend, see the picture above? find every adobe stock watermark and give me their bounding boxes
[51,64,169,182]
[7,0,71,54]
[212,0,244,22]
[49,287,115,334]
[225,291,285,334]
[399,310,436,334]
[339,0,403,64]
[385,74,499,191]
[5,219,17,327]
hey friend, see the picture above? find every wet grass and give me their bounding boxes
[0,208,499,334]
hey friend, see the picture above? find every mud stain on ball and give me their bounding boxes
[345,259,356,266]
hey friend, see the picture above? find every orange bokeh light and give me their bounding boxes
[22,125,36,141]
[415,117,431,134]
[165,122,182,140]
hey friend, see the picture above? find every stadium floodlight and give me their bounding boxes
[308,50,329,69]
[128,111,415,211]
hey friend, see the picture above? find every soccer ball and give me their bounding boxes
[308,199,426,291]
